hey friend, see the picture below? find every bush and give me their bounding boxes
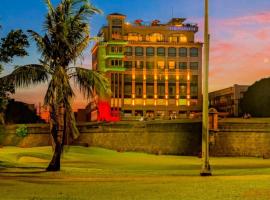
[16,124,28,137]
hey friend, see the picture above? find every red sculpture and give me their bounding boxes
[97,101,120,122]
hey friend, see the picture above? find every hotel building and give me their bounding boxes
[92,13,202,117]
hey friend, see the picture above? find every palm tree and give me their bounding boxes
[3,0,110,171]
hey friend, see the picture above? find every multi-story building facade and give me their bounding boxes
[92,13,202,118]
[209,84,249,117]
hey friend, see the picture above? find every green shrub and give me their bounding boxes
[16,124,28,137]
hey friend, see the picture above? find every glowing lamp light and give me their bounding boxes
[187,101,190,106]
[165,75,168,80]
[132,74,135,79]
[143,75,146,80]
[154,94,157,99]
[132,94,135,98]
[143,94,146,98]
[166,100,168,106]
[187,73,190,81]
[176,95,179,99]
[187,95,190,99]
[132,100,135,106]
[154,100,157,106]
[176,75,179,80]
[154,75,157,80]
[176,101,179,106]
[143,100,146,106]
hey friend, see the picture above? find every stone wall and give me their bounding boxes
[210,121,270,157]
[0,121,202,155]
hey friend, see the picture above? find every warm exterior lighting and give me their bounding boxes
[132,94,135,98]
[176,101,179,106]
[132,100,135,106]
[187,100,190,106]
[187,73,190,81]
[132,74,135,79]
[187,95,190,99]
[143,100,146,106]
[165,75,168,80]
[165,95,168,99]
[154,75,157,80]
[143,94,146,98]
[143,75,146,80]
[176,75,179,80]
[154,94,157,99]
[176,95,179,99]
[166,100,168,106]
[154,100,157,106]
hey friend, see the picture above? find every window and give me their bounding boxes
[157,47,165,56]
[135,47,144,56]
[111,59,122,67]
[146,83,154,98]
[111,46,122,53]
[124,61,132,69]
[135,83,143,98]
[179,75,187,84]
[190,62,199,70]
[135,61,144,69]
[179,47,187,57]
[157,61,165,69]
[112,19,122,26]
[146,61,154,69]
[168,61,175,70]
[180,84,187,98]
[169,34,187,43]
[146,33,164,42]
[125,46,132,56]
[157,84,165,98]
[191,85,198,99]
[190,47,199,57]
[168,47,176,57]
[168,83,175,99]
[146,47,154,56]
[127,33,142,41]
[179,62,187,70]
[124,84,132,98]
[191,75,198,84]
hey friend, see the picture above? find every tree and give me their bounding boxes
[0,29,29,124]
[2,0,110,171]
[240,78,270,117]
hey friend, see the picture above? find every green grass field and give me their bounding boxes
[1,146,270,200]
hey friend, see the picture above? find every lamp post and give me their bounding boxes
[200,0,212,176]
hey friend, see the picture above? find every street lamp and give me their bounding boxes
[200,0,212,176]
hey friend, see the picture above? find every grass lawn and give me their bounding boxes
[1,146,270,200]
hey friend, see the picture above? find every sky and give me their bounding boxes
[0,0,270,111]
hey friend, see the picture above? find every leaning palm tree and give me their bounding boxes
[3,0,110,171]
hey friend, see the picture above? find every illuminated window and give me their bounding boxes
[169,61,175,69]
[146,83,154,98]
[190,47,199,57]
[125,46,132,56]
[135,83,143,98]
[169,34,187,43]
[157,84,165,98]
[127,33,142,41]
[146,47,154,56]
[157,61,165,69]
[179,62,187,70]
[180,84,187,98]
[157,47,165,56]
[146,33,164,42]
[135,47,144,56]
[135,61,144,69]
[190,62,199,70]
[179,47,187,57]
[168,47,176,57]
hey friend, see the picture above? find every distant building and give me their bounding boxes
[209,84,249,117]
[91,13,202,118]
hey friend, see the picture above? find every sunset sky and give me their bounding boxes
[1,0,270,111]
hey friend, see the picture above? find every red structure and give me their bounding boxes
[97,101,120,122]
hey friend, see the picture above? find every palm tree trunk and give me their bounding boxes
[46,104,65,171]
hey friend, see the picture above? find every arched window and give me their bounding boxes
[146,47,154,56]
[125,46,132,56]
[169,34,187,43]
[135,47,144,56]
[179,47,187,57]
[168,47,176,57]
[146,33,164,42]
[127,33,142,41]
[157,47,165,56]
[190,48,199,57]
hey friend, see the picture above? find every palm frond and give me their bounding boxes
[2,64,49,88]
[74,67,111,99]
